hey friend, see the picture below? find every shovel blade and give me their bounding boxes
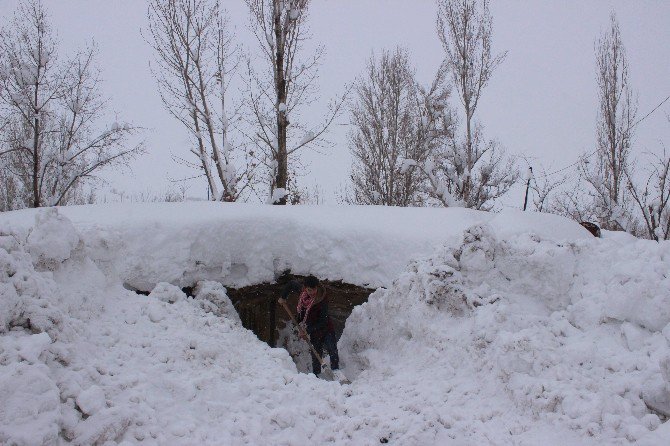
[318,366,350,384]
[330,368,351,385]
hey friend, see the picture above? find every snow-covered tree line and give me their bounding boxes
[0,0,143,211]
[530,13,670,240]
[1,0,667,241]
[347,0,518,211]
[146,0,346,205]
[347,2,668,240]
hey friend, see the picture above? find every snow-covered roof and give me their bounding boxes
[0,202,591,290]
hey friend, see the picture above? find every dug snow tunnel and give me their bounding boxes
[227,272,374,349]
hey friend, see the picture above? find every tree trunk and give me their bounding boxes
[274,0,288,205]
[464,102,472,204]
[33,116,40,208]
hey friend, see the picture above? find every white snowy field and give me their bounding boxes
[1,202,669,445]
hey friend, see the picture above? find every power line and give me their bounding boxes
[633,94,670,129]
[169,173,206,183]
[533,94,670,179]
[533,152,595,179]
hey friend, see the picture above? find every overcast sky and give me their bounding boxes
[2,0,669,206]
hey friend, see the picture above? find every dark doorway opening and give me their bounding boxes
[226,272,375,347]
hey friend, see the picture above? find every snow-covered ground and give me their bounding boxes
[1,202,669,445]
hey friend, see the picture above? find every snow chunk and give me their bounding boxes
[636,420,670,446]
[523,166,534,181]
[149,282,186,304]
[72,407,133,445]
[17,332,52,364]
[299,131,315,146]
[76,385,106,416]
[490,209,591,242]
[27,208,81,268]
[621,322,647,351]
[193,280,240,323]
[270,188,288,204]
[0,232,70,339]
[145,302,166,323]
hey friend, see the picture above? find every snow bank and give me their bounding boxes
[340,224,670,444]
[0,209,312,444]
[2,203,668,444]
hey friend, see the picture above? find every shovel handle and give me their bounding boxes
[278,299,326,367]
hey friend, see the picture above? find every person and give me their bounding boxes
[279,275,340,376]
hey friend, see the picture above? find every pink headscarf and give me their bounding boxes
[297,288,316,322]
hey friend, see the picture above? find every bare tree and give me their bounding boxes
[551,184,598,224]
[347,48,453,206]
[290,183,324,205]
[436,0,517,210]
[0,116,21,210]
[0,0,142,210]
[243,0,346,204]
[0,156,21,211]
[582,12,637,230]
[625,149,670,241]
[147,0,252,202]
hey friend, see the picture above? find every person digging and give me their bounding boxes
[278,275,347,383]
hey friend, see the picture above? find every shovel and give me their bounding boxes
[278,298,350,384]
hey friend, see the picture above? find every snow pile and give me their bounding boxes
[340,224,670,443]
[0,215,82,444]
[1,203,669,444]
[0,232,73,341]
[191,280,241,322]
[0,210,299,444]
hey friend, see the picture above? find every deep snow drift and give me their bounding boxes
[1,203,669,445]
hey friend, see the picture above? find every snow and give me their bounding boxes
[399,158,417,174]
[0,202,669,445]
[149,282,186,304]
[299,130,315,146]
[340,223,670,444]
[269,187,288,204]
[17,332,52,364]
[76,385,106,416]
[523,166,534,181]
[26,207,81,268]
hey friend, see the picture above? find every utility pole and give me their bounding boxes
[523,167,533,211]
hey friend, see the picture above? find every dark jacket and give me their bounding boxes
[282,281,334,340]
[299,291,334,339]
